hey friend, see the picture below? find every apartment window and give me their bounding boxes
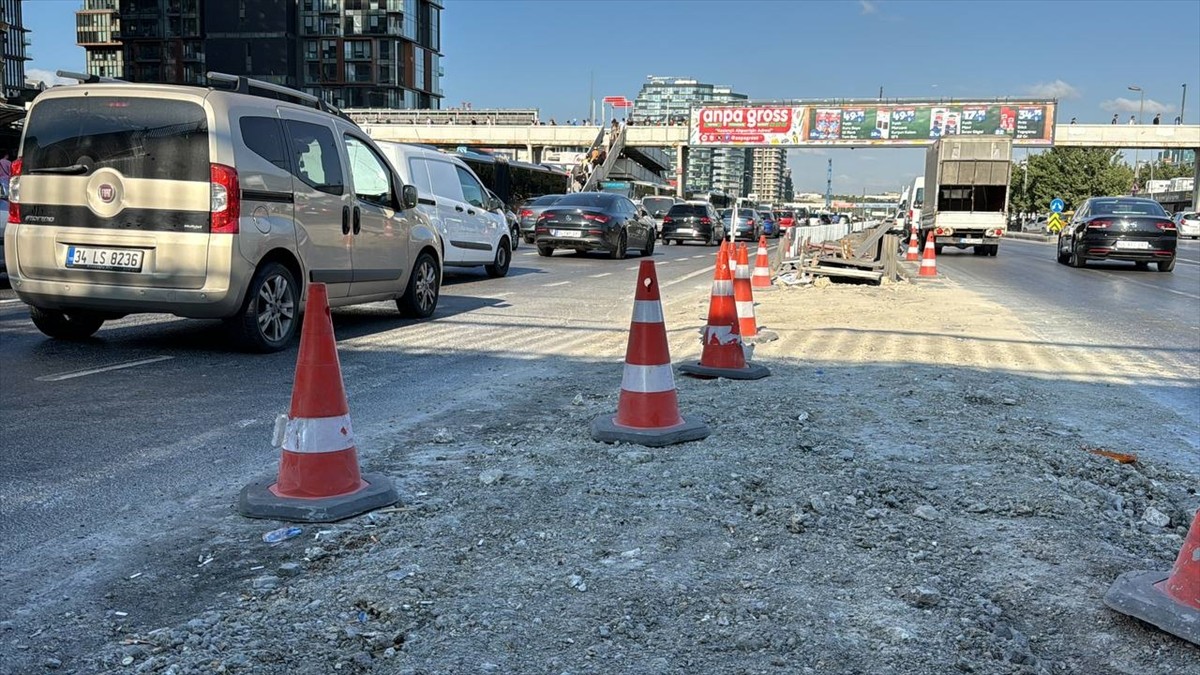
[305,40,318,60]
[428,6,440,51]
[303,15,317,35]
[344,40,371,60]
[320,39,337,59]
[413,46,425,91]
[346,62,372,83]
[403,0,416,40]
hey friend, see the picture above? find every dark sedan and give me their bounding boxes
[518,194,565,243]
[534,192,655,259]
[1056,197,1177,272]
[720,208,762,242]
[661,202,726,245]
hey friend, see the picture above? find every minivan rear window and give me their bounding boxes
[667,204,707,216]
[22,97,209,182]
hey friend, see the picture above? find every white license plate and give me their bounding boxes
[553,229,582,238]
[66,246,145,272]
[1115,240,1151,250]
[955,237,984,244]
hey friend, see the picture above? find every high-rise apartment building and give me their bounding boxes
[74,0,443,109]
[631,76,750,195]
[748,148,787,204]
[1,0,34,103]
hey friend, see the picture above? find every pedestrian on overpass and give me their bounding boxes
[1111,114,1119,124]
[1128,115,1136,124]
[1152,113,1161,125]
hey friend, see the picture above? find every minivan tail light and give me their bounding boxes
[1086,219,1112,230]
[699,217,711,224]
[7,157,21,225]
[210,163,240,234]
[663,216,674,224]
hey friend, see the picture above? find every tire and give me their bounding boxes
[1157,257,1175,273]
[934,244,944,255]
[1134,261,1149,270]
[537,244,554,257]
[1068,244,1086,268]
[524,235,535,244]
[609,231,628,260]
[973,246,985,256]
[1056,240,1070,264]
[227,262,299,352]
[640,229,656,257]
[509,227,519,250]
[29,306,104,341]
[987,245,998,257]
[397,251,440,318]
[661,237,670,246]
[485,237,511,278]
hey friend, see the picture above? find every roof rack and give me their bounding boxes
[205,71,357,125]
[56,70,127,84]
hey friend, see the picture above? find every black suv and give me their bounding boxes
[661,203,726,246]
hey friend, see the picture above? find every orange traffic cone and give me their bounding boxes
[734,243,778,342]
[239,282,398,522]
[918,231,938,277]
[752,235,773,290]
[1104,510,1200,645]
[905,227,920,261]
[680,246,770,380]
[591,261,710,447]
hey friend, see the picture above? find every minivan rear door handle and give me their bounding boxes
[352,206,361,235]
[455,205,465,213]
[342,205,351,234]
[467,209,476,216]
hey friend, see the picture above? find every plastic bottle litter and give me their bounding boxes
[262,526,303,543]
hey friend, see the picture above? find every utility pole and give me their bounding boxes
[825,159,833,210]
[1181,83,1187,124]
[878,86,883,100]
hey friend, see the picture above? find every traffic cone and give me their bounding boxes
[905,227,920,261]
[1104,510,1200,645]
[680,246,770,380]
[239,282,398,522]
[918,231,938,277]
[591,261,711,447]
[752,235,774,290]
[734,243,777,343]
[721,239,736,273]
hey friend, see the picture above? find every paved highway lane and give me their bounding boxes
[932,237,1199,453]
[0,238,730,634]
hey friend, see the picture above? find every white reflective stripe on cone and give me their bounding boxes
[711,279,734,296]
[735,265,750,279]
[736,301,754,317]
[753,268,770,277]
[283,414,356,453]
[621,362,676,393]
[757,247,768,255]
[631,299,664,324]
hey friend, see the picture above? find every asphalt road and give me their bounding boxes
[0,238,728,635]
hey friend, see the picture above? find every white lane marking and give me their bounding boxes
[691,255,707,259]
[662,262,720,289]
[542,281,570,287]
[658,260,670,264]
[1093,275,1200,300]
[36,355,175,382]
[589,272,612,278]
[0,298,24,305]
[626,265,640,270]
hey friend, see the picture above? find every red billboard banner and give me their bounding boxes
[690,106,806,146]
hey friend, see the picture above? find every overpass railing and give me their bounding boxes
[345,108,541,126]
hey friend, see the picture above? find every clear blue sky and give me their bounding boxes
[22,0,1200,193]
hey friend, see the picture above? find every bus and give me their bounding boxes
[599,180,673,201]
[690,191,733,210]
[454,150,571,209]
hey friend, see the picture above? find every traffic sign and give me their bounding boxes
[1050,198,1065,213]
[1047,212,1064,233]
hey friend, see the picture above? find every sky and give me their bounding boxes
[20,0,1200,194]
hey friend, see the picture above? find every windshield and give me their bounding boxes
[668,204,707,216]
[913,188,925,207]
[530,194,564,206]
[642,197,675,216]
[758,212,773,220]
[1091,199,1167,217]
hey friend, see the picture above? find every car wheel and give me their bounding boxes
[987,244,998,257]
[509,226,520,250]
[1157,257,1175,273]
[226,262,299,352]
[524,235,536,244]
[485,237,511,278]
[610,231,628,260]
[537,244,554,257]
[397,251,440,318]
[661,237,670,246]
[29,306,105,341]
[640,229,656,257]
[1056,240,1070,264]
[1068,244,1086,268]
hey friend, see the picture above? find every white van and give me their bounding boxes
[374,142,512,277]
[906,176,925,232]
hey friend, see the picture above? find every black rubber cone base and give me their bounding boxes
[679,360,771,380]
[1103,570,1200,645]
[590,414,710,448]
[238,472,399,523]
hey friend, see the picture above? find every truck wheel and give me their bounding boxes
[987,245,999,257]
[934,244,944,255]
[973,246,985,256]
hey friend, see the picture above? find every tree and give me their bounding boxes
[1009,147,1134,214]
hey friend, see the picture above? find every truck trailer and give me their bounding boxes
[919,137,1013,256]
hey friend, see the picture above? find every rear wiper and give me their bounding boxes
[29,164,89,175]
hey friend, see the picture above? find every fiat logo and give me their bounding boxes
[98,184,116,203]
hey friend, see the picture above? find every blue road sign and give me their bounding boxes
[1050,198,1065,213]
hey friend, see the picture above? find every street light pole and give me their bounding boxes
[1181,83,1187,124]
[1128,85,1144,193]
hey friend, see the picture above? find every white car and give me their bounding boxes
[374,142,513,277]
[1173,211,1200,239]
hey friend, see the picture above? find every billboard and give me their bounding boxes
[689,101,1056,147]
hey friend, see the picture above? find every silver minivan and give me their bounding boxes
[373,142,512,278]
[4,74,442,351]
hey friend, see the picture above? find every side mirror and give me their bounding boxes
[402,184,418,210]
